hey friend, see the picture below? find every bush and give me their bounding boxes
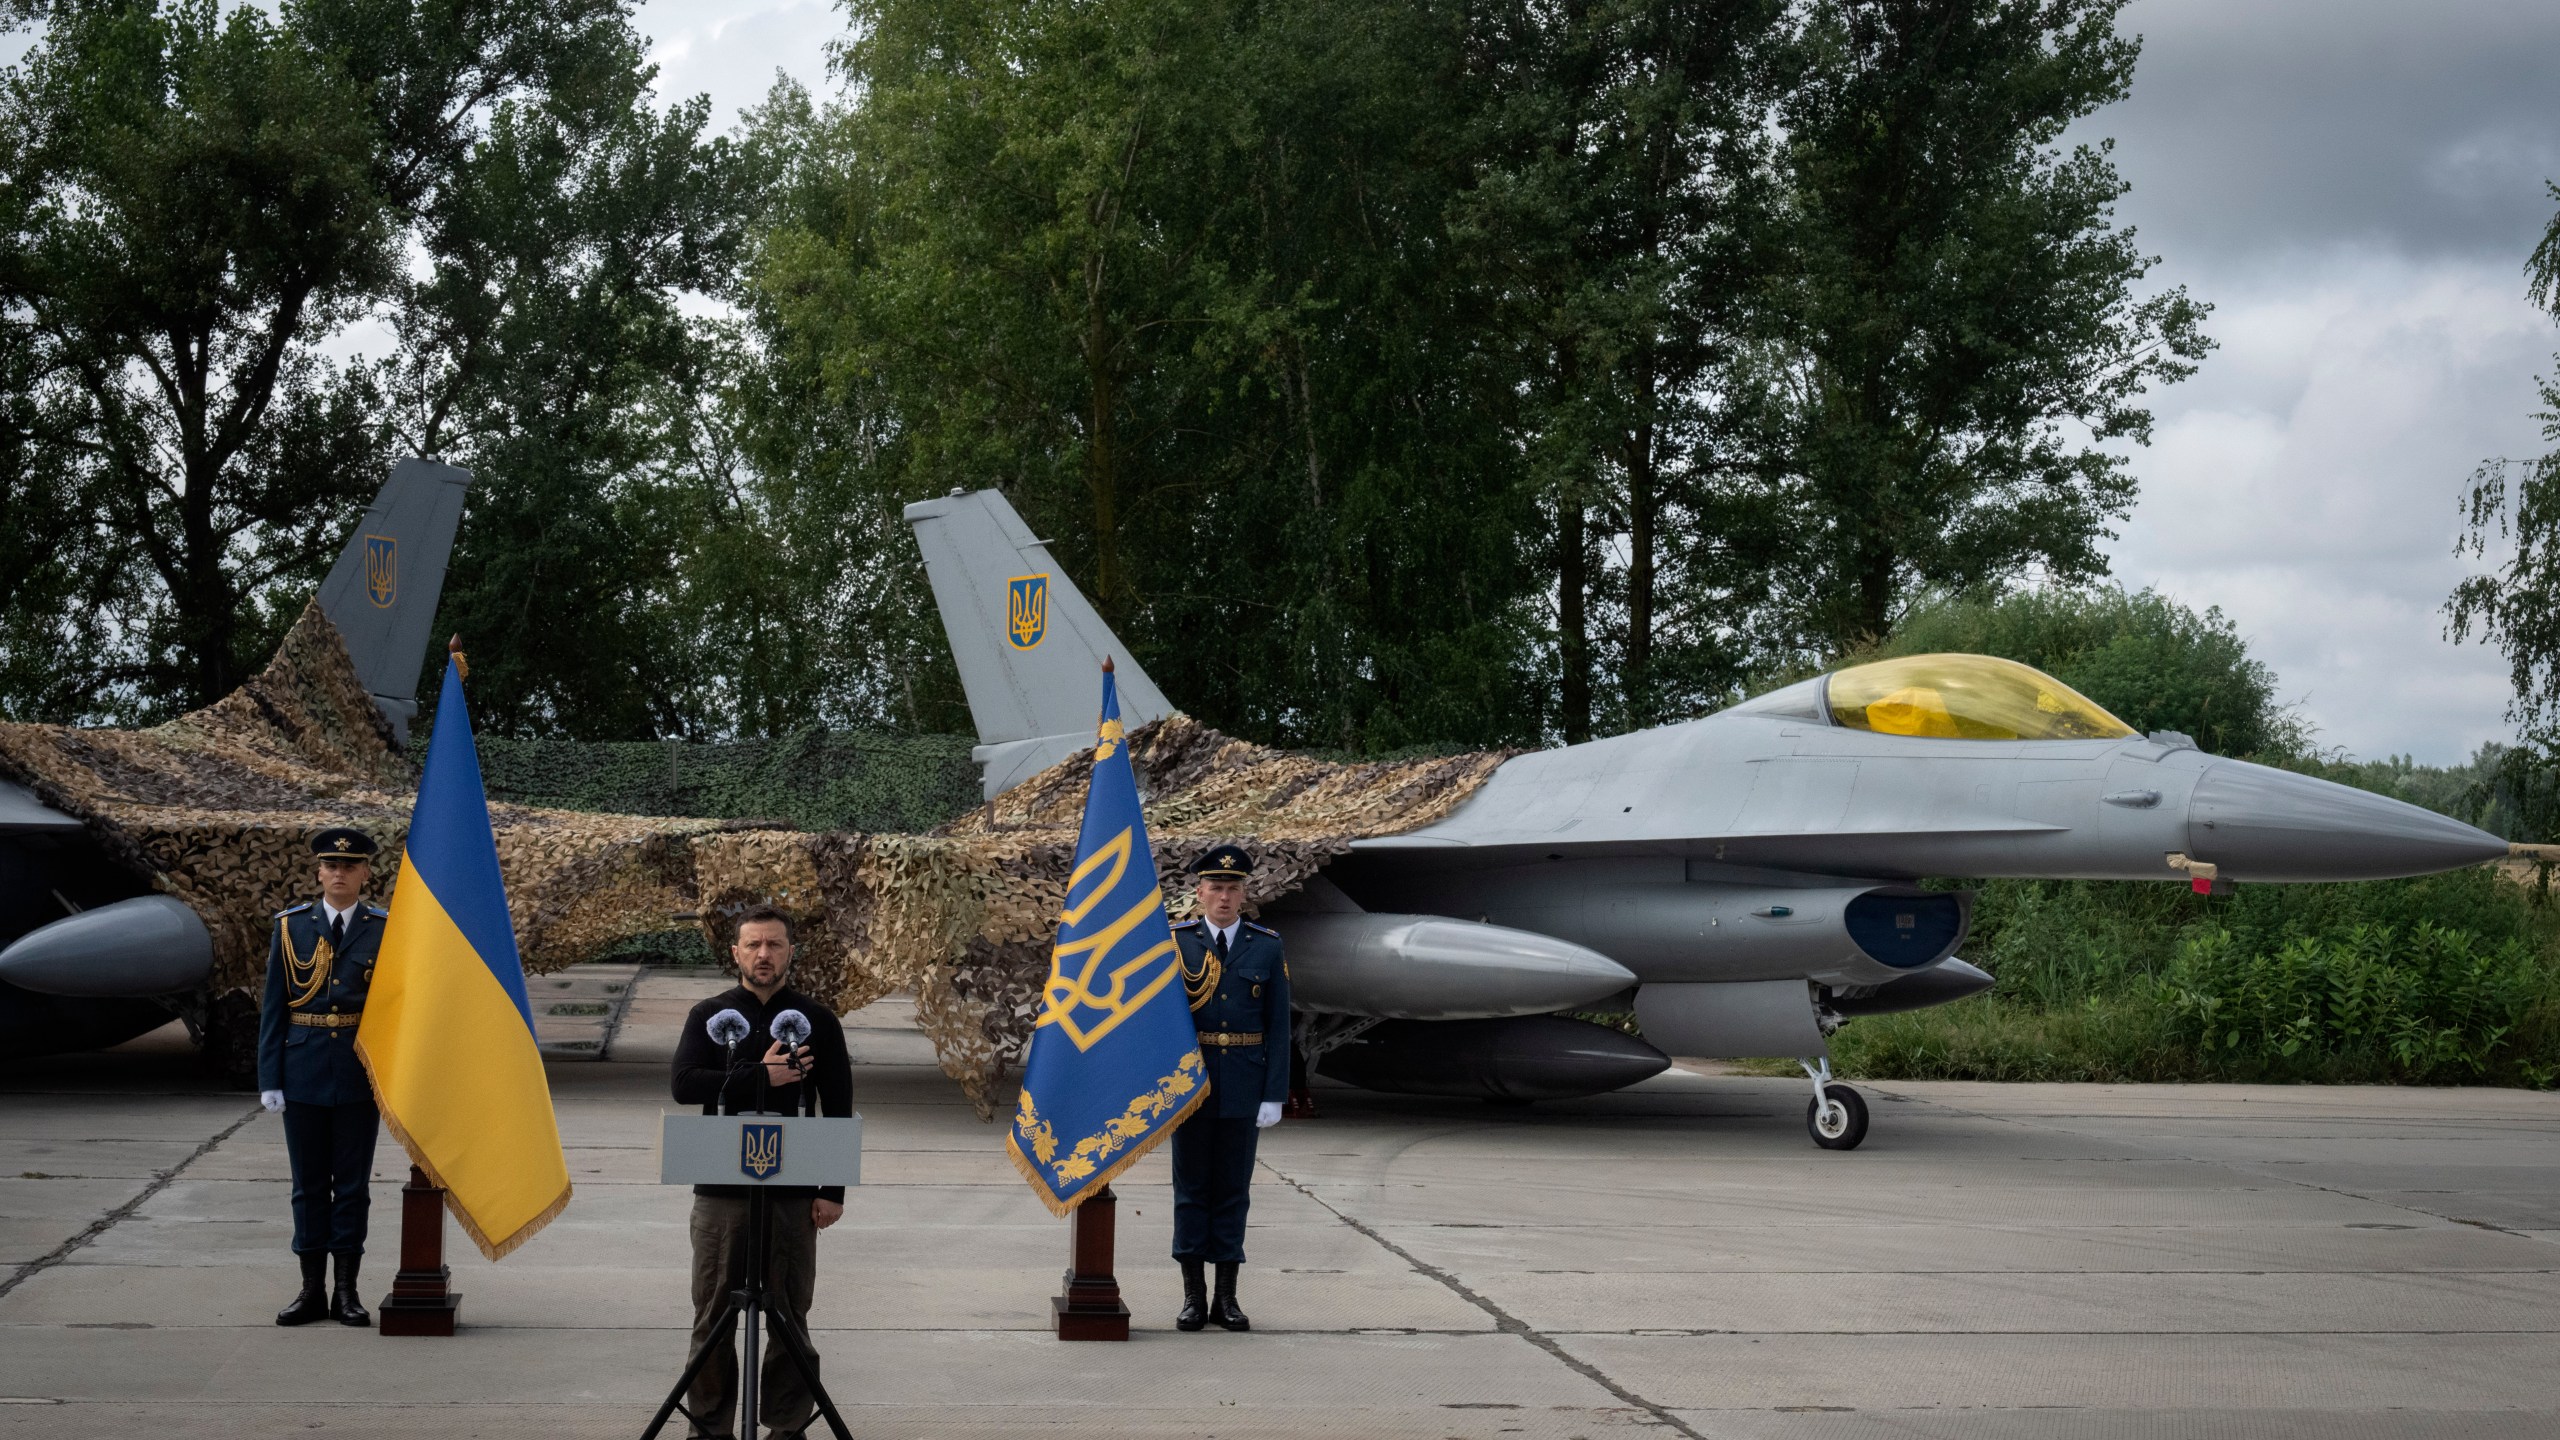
[1824,870,2560,1088]
[2161,922,2545,1084]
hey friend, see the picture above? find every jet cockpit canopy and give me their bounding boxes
[1727,653,2137,741]
[1825,654,2134,741]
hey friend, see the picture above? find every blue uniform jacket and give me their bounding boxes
[1175,918,1291,1118]
[257,901,387,1105]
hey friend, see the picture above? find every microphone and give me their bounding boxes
[707,1007,751,1116]
[770,1009,816,1114]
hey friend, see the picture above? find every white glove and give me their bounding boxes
[1255,1101,1282,1129]
[260,1090,286,1114]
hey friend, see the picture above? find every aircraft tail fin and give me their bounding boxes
[903,489,1172,798]
[314,457,472,744]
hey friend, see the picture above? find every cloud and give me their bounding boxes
[2093,0,2560,267]
[2106,256,2551,760]
[633,0,839,127]
[2073,0,2560,763]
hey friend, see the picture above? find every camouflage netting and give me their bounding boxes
[0,604,1507,1115]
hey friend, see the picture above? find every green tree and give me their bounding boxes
[1,0,397,717]
[0,0,762,727]
[0,0,713,727]
[386,72,758,739]
[758,0,1553,751]
[1461,0,1785,740]
[0,274,133,720]
[2450,182,2560,840]
[1722,0,2210,660]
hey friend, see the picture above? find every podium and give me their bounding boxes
[659,1113,863,1189]
[643,1113,863,1440]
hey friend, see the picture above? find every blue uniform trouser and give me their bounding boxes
[1170,1113,1259,1264]
[283,1097,379,1255]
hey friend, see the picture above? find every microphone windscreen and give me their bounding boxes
[707,1008,751,1046]
[771,1009,813,1047]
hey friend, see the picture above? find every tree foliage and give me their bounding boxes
[1,0,398,716]
[742,0,2203,751]
[5,0,2212,754]
[2450,182,2560,840]
[385,53,758,739]
[0,0,740,730]
[756,0,1560,751]
[1718,0,2210,664]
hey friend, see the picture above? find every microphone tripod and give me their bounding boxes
[642,1037,852,1440]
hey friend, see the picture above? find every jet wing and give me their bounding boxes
[0,781,83,834]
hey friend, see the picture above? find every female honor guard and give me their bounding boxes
[1168,844,1290,1332]
[256,827,387,1327]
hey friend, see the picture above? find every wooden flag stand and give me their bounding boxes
[378,1166,461,1336]
[1052,1184,1130,1340]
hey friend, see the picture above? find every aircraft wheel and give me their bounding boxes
[1807,1084,1868,1150]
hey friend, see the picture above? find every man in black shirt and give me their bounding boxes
[670,906,853,1440]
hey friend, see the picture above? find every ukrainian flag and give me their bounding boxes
[1007,664,1205,1215]
[357,653,571,1259]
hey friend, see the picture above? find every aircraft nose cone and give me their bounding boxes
[2187,760,2509,882]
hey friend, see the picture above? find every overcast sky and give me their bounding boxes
[2082,0,2560,764]
[631,0,2560,764]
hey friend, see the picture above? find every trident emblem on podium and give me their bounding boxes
[740,1122,784,1181]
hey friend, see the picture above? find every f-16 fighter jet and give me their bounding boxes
[906,489,2511,1149]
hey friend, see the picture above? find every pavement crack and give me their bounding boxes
[592,965,647,1061]
[0,1101,260,1303]
[1265,1157,1708,1439]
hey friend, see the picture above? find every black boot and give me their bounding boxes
[1210,1261,1250,1331]
[1175,1259,1208,1331]
[276,1252,327,1326]
[330,1252,370,1328]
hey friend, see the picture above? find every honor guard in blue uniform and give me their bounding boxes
[256,826,387,1327]
[1168,843,1290,1332]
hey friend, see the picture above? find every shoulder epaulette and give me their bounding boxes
[276,902,313,917]
[361,903,389,916]
[1244,920,1279,937]
[1171,917,1202,929]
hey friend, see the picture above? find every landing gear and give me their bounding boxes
[1292,1012,1383,1117]
[1801,1057,1867,1150]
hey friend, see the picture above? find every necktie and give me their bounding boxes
[330,912,346,950]
[1214,928,1229,960]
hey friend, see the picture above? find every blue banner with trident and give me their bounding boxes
[1006,661,1206,1216]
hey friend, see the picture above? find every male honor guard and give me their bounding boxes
[256,827,387,1327]
[1168,844,1290,1331]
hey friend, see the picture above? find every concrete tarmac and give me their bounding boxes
[5,966,2559,1438]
